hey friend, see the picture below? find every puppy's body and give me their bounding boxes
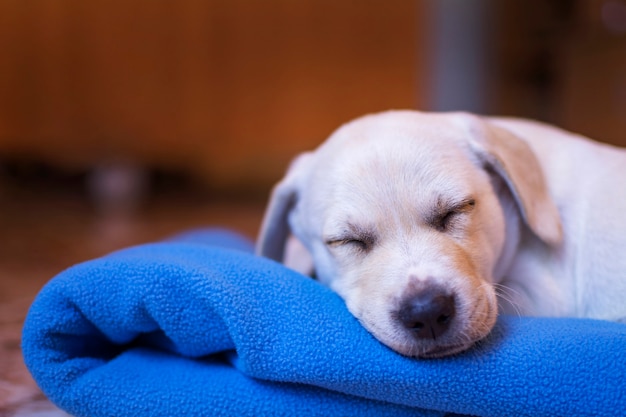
[490,117,626,320]
[258,110,626,358]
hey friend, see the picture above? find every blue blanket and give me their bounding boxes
[22,228,626,417]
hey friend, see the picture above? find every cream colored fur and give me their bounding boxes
[257,110,626,357]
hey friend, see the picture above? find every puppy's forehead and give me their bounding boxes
[320,111,475,176]
[314,111,480,217]
[335,110,451,140]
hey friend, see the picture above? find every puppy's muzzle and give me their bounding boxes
[396,285,456,341]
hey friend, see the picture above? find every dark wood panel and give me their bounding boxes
[0,0,423,188]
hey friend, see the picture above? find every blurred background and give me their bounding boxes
[1,0,625,414]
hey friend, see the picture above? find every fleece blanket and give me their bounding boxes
[22,228,626,417]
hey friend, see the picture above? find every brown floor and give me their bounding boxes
[0,180,266,416]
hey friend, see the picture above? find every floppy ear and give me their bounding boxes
[460,115,563,246]
[256,152,313,262]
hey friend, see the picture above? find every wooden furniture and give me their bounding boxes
[0,1,423,192]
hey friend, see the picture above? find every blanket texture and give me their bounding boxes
[22,228,626,417]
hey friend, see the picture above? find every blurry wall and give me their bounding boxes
[0,0,624,195]
[555,0,626,147]
[0,0,423,194]
[489,0,626,147]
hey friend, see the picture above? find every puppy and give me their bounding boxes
[257,110,626,358]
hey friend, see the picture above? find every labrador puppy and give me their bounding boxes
[257,110,626,358]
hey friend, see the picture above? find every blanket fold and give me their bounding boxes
[22,229,626,417]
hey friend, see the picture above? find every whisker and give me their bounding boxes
[491,283,523,317]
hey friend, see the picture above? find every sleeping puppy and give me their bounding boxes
[256,110,626,358]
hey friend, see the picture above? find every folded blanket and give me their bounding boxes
[22,228,626,417]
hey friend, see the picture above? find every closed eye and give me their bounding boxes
[326,238,370,251]
[437,211,457,231]
[433,198,475,232]
[325,225,376,253]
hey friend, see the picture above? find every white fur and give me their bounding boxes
[257,110,626,358]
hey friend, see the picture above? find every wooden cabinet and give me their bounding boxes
[555,0,626,146]
[0,1,423,191]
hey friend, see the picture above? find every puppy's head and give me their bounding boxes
[258,110,562,358]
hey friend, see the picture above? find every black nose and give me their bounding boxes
[397,289,456,340]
